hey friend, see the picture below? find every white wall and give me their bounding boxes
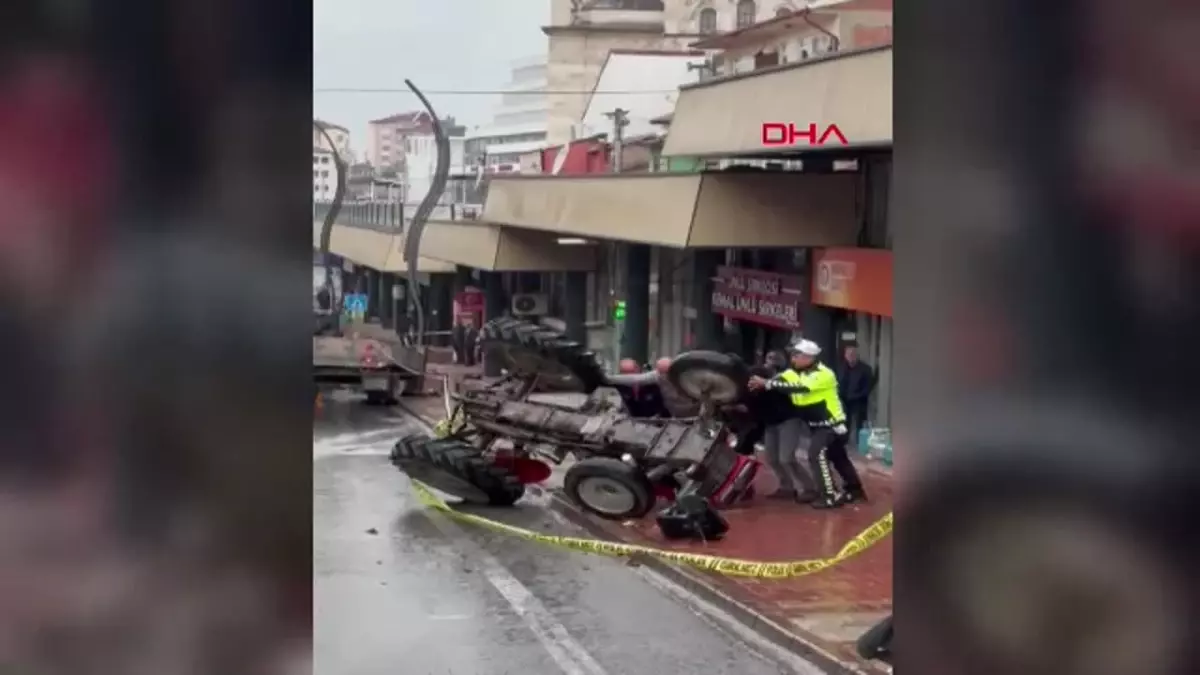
[404,134,465,205]
[580,52,699,140]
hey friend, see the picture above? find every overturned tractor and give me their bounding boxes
[390,317,761,534]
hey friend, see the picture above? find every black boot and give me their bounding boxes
[844,486,868,503]
[811,493,846,509]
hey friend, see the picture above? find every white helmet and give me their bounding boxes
[790,339,821,356]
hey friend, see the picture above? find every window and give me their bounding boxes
[775,6,790,16]
[320,156,329,164]
[753,50,780,69]
[312,156,318,164]
[698,8,717,34]
[736,0,756,28]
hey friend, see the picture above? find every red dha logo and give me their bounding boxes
[761,123,848,147]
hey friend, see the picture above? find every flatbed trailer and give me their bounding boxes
[313,323,426,404]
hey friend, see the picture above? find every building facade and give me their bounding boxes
[313,119,351,157]
[690,0,892,78]
[313,146,337,201]
[543,0,821,144]
[403,131,467,207]
[366,111,466,170]
[464,55,550,172]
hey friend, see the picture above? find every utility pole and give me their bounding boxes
[601,107,647,366]
[686,60,716,81]
[603,108,629,174]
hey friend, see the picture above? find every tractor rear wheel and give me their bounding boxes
[390,434,525,506]
[563,457,656,521]
[479,317,605,393]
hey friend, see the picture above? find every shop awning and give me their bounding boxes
[662,45,892,158]
[421,220,597,271]
[311,221,456,274]
[480,172,861,248]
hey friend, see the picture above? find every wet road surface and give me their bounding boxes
[314,393,825,675]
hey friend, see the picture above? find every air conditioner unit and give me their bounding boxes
[511,293,548,316]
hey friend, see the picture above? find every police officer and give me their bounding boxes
[749,339,867,509]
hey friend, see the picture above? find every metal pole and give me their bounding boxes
[602,108,639,365]
[604,108,629,174]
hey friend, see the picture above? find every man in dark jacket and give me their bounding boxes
[737,360,818,501]
[837,343,875,448]
[451,314,479,366]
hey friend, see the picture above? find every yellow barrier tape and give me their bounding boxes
[411,479,893,579]
[433,409,464,438]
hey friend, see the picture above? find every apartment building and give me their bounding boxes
[313,119,351,158]
[464,55,549,172]
[689,0,892,77]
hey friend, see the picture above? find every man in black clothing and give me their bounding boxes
[732,363,819,501]
[451,314,479,366]
[837,343,875,449]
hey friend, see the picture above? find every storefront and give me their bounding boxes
[710,265,806,363]
[811,247,893,428]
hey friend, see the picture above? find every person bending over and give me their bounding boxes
[749,340,867,509]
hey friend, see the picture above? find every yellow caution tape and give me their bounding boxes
[411,479,892,579]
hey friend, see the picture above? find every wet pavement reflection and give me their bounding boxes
[313,392,821,675]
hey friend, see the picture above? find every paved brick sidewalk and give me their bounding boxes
[399,384,891,673]
[582,466,893,672]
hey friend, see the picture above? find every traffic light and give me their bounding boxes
[612,300,626,321]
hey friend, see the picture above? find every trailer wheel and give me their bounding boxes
[564,457,656,520]
[667,351,749,405]
[480,317,605,393]
[390,434,525,506]
[364,374,405,405]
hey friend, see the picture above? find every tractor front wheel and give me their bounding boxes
[563,457,656,521]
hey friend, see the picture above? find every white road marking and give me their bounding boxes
[423,509,610,675]
[426,613,475,621]
[633,566,830,675]
[313,426,413,459]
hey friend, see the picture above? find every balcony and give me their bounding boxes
[571,0,664,28]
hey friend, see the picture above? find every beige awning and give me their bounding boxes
[311,221,456,274]
[481,172,860,248]
[663,45,892,158]
[421,220,597,271]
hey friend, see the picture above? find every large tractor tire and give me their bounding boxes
[479,317,605,393]
[666,351,749,406]
[563,457,656,521]
[390,434,525,507]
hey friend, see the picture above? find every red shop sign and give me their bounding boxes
[711,266,804,329]
[454,288,485,318]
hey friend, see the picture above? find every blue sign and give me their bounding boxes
[343,293,368,313]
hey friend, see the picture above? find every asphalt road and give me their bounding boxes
[314,392,825,675]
